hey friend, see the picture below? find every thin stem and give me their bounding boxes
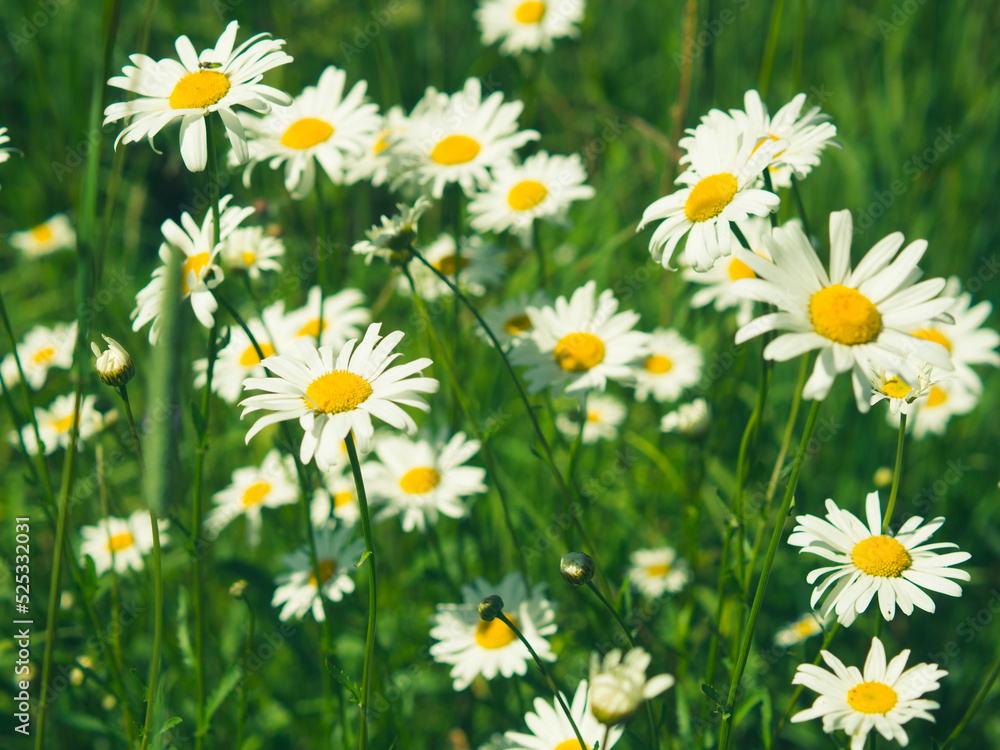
[757,0,786,99]
[236,596,255,750]
[940,642,1000,750]
[790,175,813,240]
[315,177,330,346]
[881,414,906,532]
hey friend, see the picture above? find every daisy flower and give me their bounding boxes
[733,210,955,412]
[0,126,16,170]
[205,448,298,546]
[429,573,557,691]
[475,0,585,55]
[13,394,103,456]
[477,290,551,349]
[511,281,650,395]
[628,547,691,597]
[792,637,946,750]
[352,197,433,266]
[219,225,285,278]
[311,466,363,528]
[271,525,365,622]
[103,21,292,172]
[660,398,710,439]
[239,65,381,199]
[281,286,371,349]
[401,233,505,300]
[887,377,977,439]
[638,112,784,271]
[366,430,487,532]
[344,105,409,187]
[8,214,76,257]
[396,78,539,198]
[774,612,827,648]
[240,323,439,468]
[0,320,77,390]
[588,648,675,726]
[788,491,971,627]
[467,151,595,243]
[505,680,623,750]
[132,195,253,344]
[79,510,170,577]
[630,328,703,403]
[555,393,626,444]
[869,364,936,416]
[91,335,135,387]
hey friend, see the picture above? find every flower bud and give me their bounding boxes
[229,579,249,599]
[478,595,504,622]
[560,552,595,586]
[91,335,134,387]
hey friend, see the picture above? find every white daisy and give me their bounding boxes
[280,285,371,350]
[659,398,710,439]
[429,573,557,691]
[239,65,381,199]
[310,466,364,529]
[205,448,298,546]
[0,126,16,171]
[869,364,936,416]
[91,335,135,387]
[0,320,77,390]
[13,394,103,456]
[588,647,675,726]
[477,290,551,349]
[396,78,539,198]
[467,151,595,243]
[792,637,946,750]
[240,323,439,468]
[132,195,253,344]
[103,21,292,172]
[774,612,827,648]
[475,0,585,55]
[8,214,76,257]
[344,105,409,187]
[555,393,626,444]
[788,491,971,627]
[401,233,505,301]
[352,197,433,266]
[219,225,285,279]
[79,510,171,577]
[630,328,703,403]
[628,547,692,597]
[887,377,978,439]
[271,525,365,622]
[505,679,624,750]
[366,430,487,532]
[510,281,649,395]
[733,210,955,412]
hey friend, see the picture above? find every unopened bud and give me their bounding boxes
[91,335,134,387]
[478,595,504,622]
[229,579,248,599]
[560,552,595,586]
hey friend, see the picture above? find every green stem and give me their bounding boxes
[315,177,330,346]
[790,175,813,240]
[236,596,255,750]
[881,413,906,532]
[757,0,786,99]
[940,641,1000,750]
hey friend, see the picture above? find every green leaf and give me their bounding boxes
[197,666,243,736]
[325,657,362,704]
[156,717,183,737]
[701,683,724,709]
[354,550,372,568]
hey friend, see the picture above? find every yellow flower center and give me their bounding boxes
[32,346,56,364]
[308,559,338,587]
[333,491,355,508]
[644,354,673,374]
[475,613,519,649]
[927,386,947,407]
[514,1,546,23]
[181,252,212,295]
[503,314,532,335]
[793,619,817,638]
[847,681,898,715]
[304,370,373,414]
[239,343,275,367]
[433,254,469,275]
[241,481,271,507]
[554,332,605,372]
[553,741,587,750]
[684,173,738,222]
[373,132,390,155]
[912,328,952,353]
[297,319,327,338]
[647,563,671,576]
[281,117,335,150]
[241,251,257,266]
[52,415,75,433]
[108,532,135,552]
[399,467,442,495]
[728,257,757,281]
[851,536,912,577]
[31,224,53,242]
[586,411,600,422]
[881,376,912,400]
[169,70,231,109]
[809,284,881,345]
[430,135,481,165]
[507,180,548,211]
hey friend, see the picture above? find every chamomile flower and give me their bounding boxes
[239,65,381,199]
[0,127,16,170]
[205,448,298,546]
[132,195,253,344]
[91,335,135,387]
[79,510,171,577]
[282,286,371,349]
[788,491,971,627]
[628,547,691,597]
[240,323,439,468]
[352,197,433,265]
[630,328,703,403]
[194,303,284,404]
[104,21,292,172]
[311,467,363,528]
[366,430,487,532]
[429,573,557,691]
[869,365,935,416]
[13,394,103,456]
[344,105,410,187]
[734,210,955,412]
[467,151,594,243]
[887,378,978,439]
[219,225,285,278]
[555,394,626,443]
[588,648,675,726]
[792,637,946,750]
[774,612,827,648]
[505,680,623,750]
[271,525,365,622]
[0,320,77,390]
[400,233,505,300]
[475,0,585,55]
[397,78,539,198]
[660,398,710,439]
[511,281,649,395]
[8,214,76,257]
[477,290,551,348]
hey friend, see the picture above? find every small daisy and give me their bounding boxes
[869,365,935,416]
[555,393,626,444]
[467,151,595,243]
[311,466,363,528]
[0,126,16,171]
[475,0,585,55]
[92,335,135,387]
[344,105,409,187]
[505,679,624,750]
[219,225,285,278]
[733,210,955,412]
[792,637,946,750]
[510,281,650,395]
[104,21,292,172]
[774,612,827,648]
[429,573,557,691]
[8,214,76,257]
[240,323,439,468]
[366,430,487,532]
[271,525,365,622]
[631,328,703,403]
[205,448,298,546]
[588,647,675,726]
[239,65,381,199]
[401,233,505,301]
[887,378,977,439]
[281,285,371,350]
[788,491,971,627]
[628,547,691,597]
[1,320,77,390]
[477,290,551,349]
[660,398,710,439]
[79,510,171,577]
[13,394,103,456]
[132,195,253,344]
[352,197,433,266]
[396,78,539,198]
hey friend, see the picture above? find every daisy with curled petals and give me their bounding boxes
[477,290,551,349]
[788,491,971,627]
[555,393,626,444]
[0,320,77,390]
[588,647,674,726]
[869,364,935,416]
[467,151,595,243]
[132,195,253,344]
[352,197,433,266]
[475,0,585,55]
[13,394,103,456]
[205,448,298,546]
[344,105,410,187]
[240,322,439,469]
[628,547,691,597]
[505,680,623,750]
[366,430,487,532]
[271,525,365,622]
[510,281,650,395]
[396,78,539,198]
[239,66,381,199]
[733,210,955,412]
[282,286,371,349]
[219,225,285,279]
[103,21,292,172]
[887,377,977,440]
[9,214,76,258]
[79,510,171,577]
[638,112,784,271]
[630,328,703,403]
[429,573,556,691]
[400,233,505,301]
[792,637,946,750]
